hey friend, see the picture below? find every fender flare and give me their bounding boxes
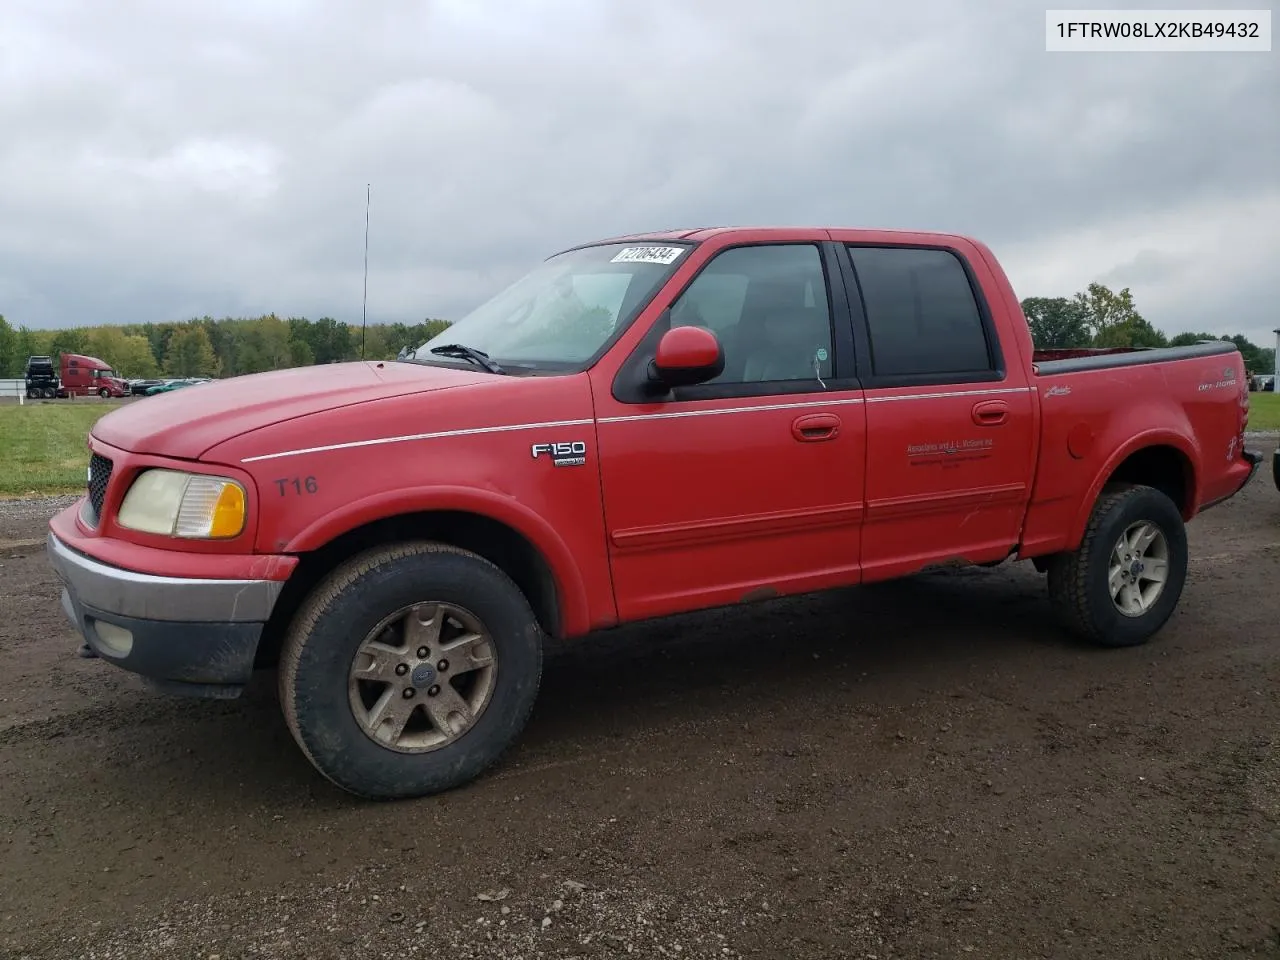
[284,485,592,637]
[1067,429,1200,549]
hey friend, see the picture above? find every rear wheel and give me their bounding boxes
[1047,483,1188,647]
[279,542,544,799]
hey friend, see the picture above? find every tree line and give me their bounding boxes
[0,314,451,379]
[0,280,1272,380]
[1021,282,1274,375]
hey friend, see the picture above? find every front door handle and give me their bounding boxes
[971,400,1008,426]
[792,413,841,442]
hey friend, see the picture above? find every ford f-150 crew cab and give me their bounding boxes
[46,226,1261,800]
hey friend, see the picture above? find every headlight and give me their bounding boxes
[116,469,247,539]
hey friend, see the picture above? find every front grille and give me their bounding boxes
[86,453,113,525]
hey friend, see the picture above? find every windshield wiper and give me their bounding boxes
[428,344,505,375]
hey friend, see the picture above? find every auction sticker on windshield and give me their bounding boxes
[610,246,685,265]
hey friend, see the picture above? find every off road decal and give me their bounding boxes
[1198,366,1238,392]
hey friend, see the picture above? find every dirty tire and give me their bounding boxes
[278,542,543,800]
[1047,483,1188,648]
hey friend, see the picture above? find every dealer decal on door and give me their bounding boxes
[906,438,995,466]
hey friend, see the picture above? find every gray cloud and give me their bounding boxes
[1,0,1277,344]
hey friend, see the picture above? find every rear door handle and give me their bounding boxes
[971,400,1008,426]
[792,413,841,442]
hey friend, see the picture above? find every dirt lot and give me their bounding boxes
[1,457,1278,960]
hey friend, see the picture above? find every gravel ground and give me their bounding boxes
[1,459,1278,959]
[0,495,79,542]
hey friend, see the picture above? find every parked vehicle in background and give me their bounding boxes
[129,379,166,396]
[46,225,1261,801]
[55,354,129,398]
[23,356,59,398]
[144,377,210,396]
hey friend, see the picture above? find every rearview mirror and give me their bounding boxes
[647,326,725,388]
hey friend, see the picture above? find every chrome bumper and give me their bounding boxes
[46,532,283,623]
[47,532,286,696]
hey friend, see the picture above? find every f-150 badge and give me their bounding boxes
[531,441,587,467]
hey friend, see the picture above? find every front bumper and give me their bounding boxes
[48,531,286,698]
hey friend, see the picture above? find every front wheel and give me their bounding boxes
[279,542,544,799]
[1046,483,1188,647]
[98,387,110,398]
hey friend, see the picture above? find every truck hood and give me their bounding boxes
[91,361,492,460]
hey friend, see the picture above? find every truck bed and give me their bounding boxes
[1021,338,1249,559]
[1032,340,1236,373]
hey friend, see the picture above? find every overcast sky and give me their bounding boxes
[1,0,1276,344]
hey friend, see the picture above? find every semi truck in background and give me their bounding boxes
[23,353,130,399]
[23,356,59,398]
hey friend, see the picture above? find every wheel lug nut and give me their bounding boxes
[437,659,449,672]
[402,688,415,699]
[417,647,429,658]
[395,663,408,676]
[427,684,440,697]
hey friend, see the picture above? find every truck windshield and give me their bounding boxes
[409,241,691,371]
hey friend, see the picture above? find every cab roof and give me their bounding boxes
[571,225,975,248]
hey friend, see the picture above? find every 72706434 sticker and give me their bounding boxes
[610,246,685,265]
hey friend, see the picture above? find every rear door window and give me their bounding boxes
[846,246,993,378]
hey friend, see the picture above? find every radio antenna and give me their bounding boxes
[361,182,370,360]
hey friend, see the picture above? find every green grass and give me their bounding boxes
[0,401,126,498]
[1250,392,1280,432]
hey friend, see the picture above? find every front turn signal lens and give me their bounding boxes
[176,475,247,539]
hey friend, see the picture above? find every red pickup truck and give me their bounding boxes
[47,226,1260,799]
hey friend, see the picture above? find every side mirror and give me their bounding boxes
[648,326,725,388]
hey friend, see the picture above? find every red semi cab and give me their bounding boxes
[46,227,1260,799]
[58,353,129,398]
